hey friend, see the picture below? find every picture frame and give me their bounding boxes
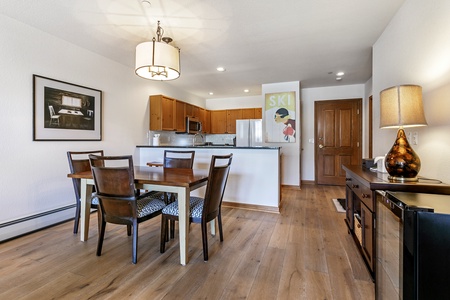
[33,75,102,141]
[264,91,296,143]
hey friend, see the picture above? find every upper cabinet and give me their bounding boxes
[149,95,176,131]
[241,108,263,119]
[255,108,262,119]
[226,109,242,134]
[186,103,199,118]
[199,108,210,133]
[150,94,261,134]
[175,101,186,132]
[210,110,228,134]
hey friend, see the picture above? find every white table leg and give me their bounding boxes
[80,178,92,242]
[210,220,216,236]
[177,186,190,265]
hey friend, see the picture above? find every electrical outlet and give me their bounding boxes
[412,132,418,145]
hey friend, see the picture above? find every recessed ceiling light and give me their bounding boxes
[209,92,214,95]
[336,77,342,81]
[336,71,345,76]
[216,66,226,72]
[244,89,249,93]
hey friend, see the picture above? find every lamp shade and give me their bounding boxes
[379,85,427,128]
[135,40,180,81]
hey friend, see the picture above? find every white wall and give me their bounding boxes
[206,95,262,110]
[301,84,366,181]
[0,14,202,240]
[372,0,450,183]
[262,82,301,186]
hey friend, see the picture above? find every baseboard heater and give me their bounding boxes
[0,204,76,242]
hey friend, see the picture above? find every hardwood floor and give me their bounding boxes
[0,185,374,299]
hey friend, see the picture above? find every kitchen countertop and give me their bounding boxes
[136,145,281,150]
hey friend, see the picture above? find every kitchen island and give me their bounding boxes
[135,145,281,212]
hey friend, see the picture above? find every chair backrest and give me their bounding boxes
[49,105,56,116]
[163,150,195,169]
[89,155,138,222]
[67,150,104,200]
[202,154,233,222]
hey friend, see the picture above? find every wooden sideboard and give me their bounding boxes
[342,165,450,279]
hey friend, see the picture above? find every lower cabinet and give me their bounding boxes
[345,173,375,277]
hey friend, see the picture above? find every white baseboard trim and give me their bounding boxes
[0,205,76,242]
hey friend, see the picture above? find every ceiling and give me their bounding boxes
[1,0,405,99]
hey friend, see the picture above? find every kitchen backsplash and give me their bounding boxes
[148,131,235,146]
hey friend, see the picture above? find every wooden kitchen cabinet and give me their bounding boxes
[210,110,227,133]
[255,108,262,118]
[175,100,186,132]
[199,108,210,133]
[241,108,255,119]
[226,109,242,133]
[241,108,263,119]
[186,104,199,118]
[149,95,176,131]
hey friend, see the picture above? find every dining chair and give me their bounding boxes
[159,150,196,239]
[160,153,233,261]
[67,150,104,234]
[89,154,166,264]
[48,105,60,126]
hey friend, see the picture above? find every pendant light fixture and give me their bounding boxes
[135,21,180,81]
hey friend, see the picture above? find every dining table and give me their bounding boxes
[67,165,209,265]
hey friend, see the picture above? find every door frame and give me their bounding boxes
[314,98,362,185]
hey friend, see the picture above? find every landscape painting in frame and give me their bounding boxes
[33,75,102,141]
[265,91,296,143]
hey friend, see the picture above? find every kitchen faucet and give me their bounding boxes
[193,133,204,146]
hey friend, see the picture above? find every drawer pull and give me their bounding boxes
[352,184,359,189]
[346,178,352,182]
[361,193,370,199]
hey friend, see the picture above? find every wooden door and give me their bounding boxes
[315,99,361,185]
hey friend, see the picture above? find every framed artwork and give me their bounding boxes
[33,75,102,141]
[264,91,296,143]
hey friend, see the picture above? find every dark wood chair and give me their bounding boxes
[153,150,195,239]
[160,154,233,261]
[67,150,104,234]
[89,154,166,264]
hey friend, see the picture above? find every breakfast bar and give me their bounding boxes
[135,145,282,212]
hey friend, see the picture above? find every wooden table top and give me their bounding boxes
[68,166,208,188]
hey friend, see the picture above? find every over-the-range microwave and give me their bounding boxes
[186,117,202,134]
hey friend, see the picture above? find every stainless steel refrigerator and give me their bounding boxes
[236,119,263,147]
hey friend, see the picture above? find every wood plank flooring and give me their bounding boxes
[0,185,374,299]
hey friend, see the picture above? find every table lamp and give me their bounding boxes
[379,85,427,182]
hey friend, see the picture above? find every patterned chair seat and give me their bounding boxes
[162,196,204,219]
[136,197,166,218]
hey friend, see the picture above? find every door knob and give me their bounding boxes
[318,144,324,149]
